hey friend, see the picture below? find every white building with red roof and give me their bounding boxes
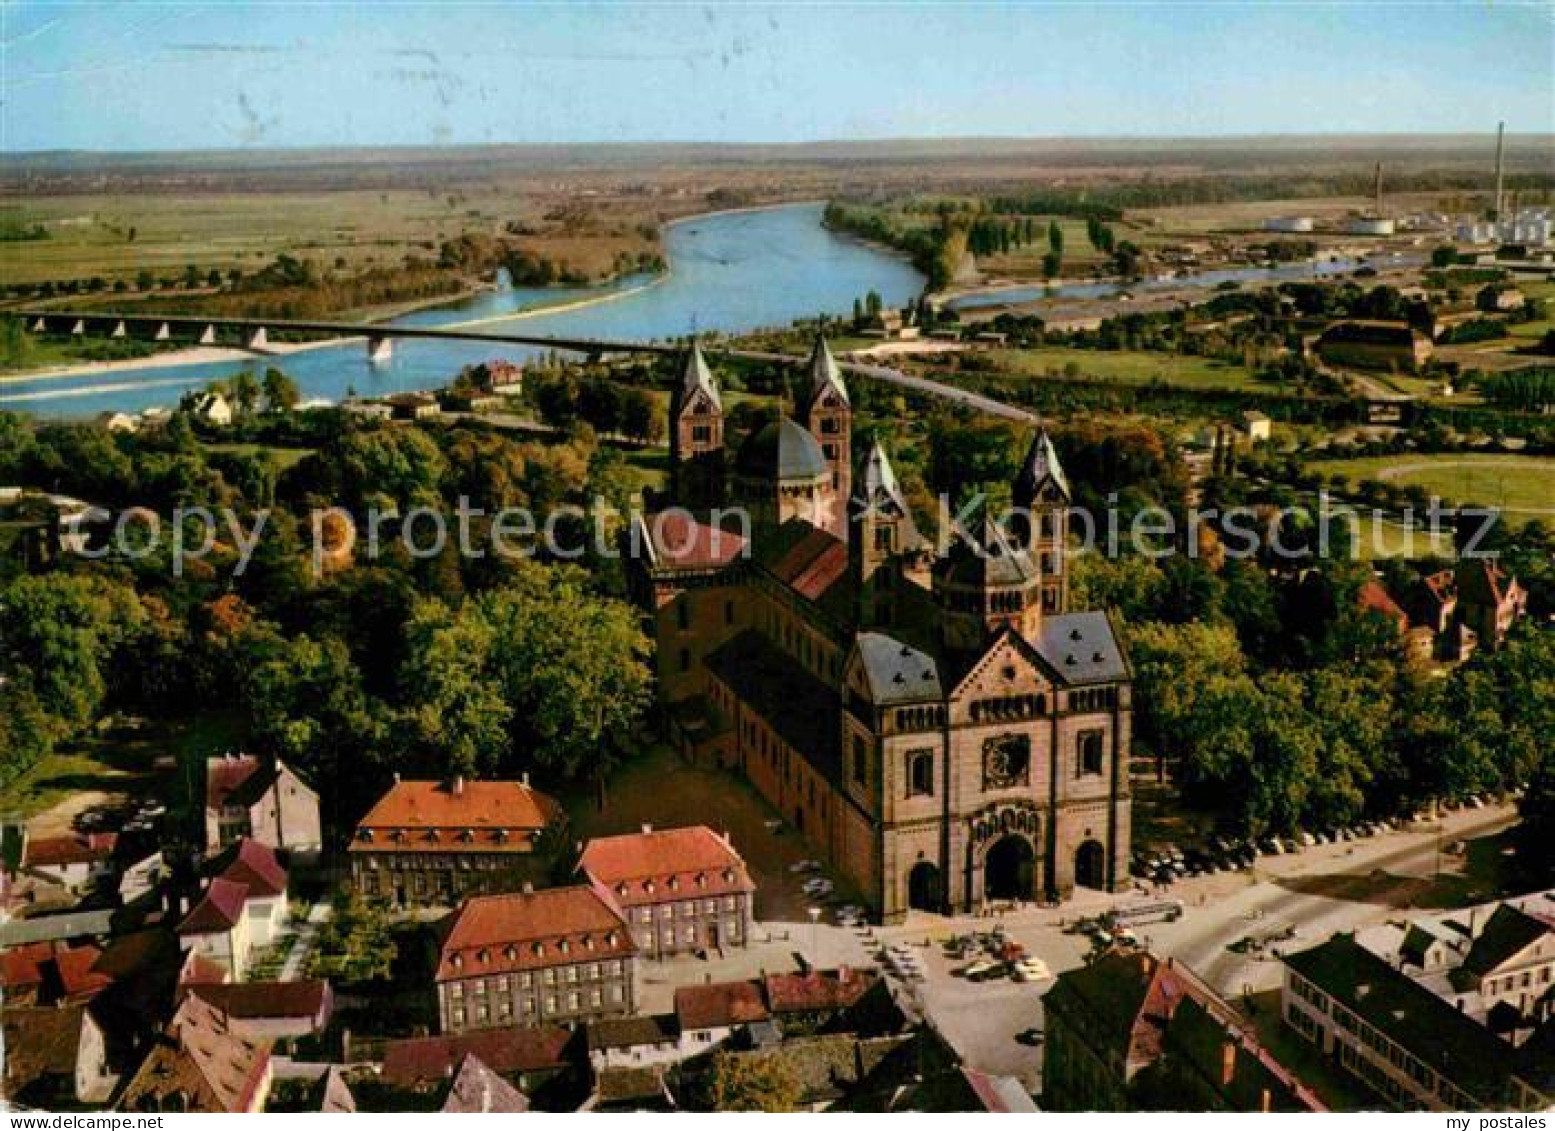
[176,838,289,981]
[578,824,755,958]
[19,831,118,894]
[204,753,321,856]
[349,775,565,907]
[435,884,637,1034]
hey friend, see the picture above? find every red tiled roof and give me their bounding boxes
[0,941,109,1001]
[436,886,635,982]
[178,951,230,986]
[1357,579,1408,630]
[766,526,849,601]
[118,992,272,1113]
[185,980,332,1023]
[350,779,561,856]
[642,512,748,570]
[22,832,117,868]
[215,838,287,898]
[178,877,249,935]
[674,980,770,1031]
[578,826,754,908]
[379,1025,574,1087]
[206,754,263,810]
[763,967,875,1014]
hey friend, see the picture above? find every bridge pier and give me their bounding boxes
[155,323,171,341]
[246,327,268,351]
[70,319,85,336]
[111,320,127,339]
[30,317,47,333]
[199,325,216,346]
[366,335,394,364]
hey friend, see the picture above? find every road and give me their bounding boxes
[850,802,1520,1095]
[728,348,1038,424]
[279,900,333,981]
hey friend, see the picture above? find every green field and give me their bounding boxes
[1309,453,1555,518]
[985,346,1262,391]
[0,189,505,288]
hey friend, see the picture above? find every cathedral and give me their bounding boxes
[627,340,1133,922]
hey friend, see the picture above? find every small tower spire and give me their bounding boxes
[798,336,853,521]
[669,340,725,508]
[1012,428,1070,613]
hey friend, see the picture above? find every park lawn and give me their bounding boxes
[204,442,315,472]
[1308,453,1555,518]
[985,346,1262,391]
[618,447,670,494]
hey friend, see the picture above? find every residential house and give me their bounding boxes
[1044,949,1323,1112]
[435,885,639,1034]
[1315,320,1433,371]
[586,1015,684,1073]
[384,392,440,421]
[185,390,235,427]
[0,939,110,1006]
[377,1025,580,1105]
[176,839,289,981]
[578,824,756,958]
[205,754,322,857]
[673,978,771,1051]
[117,992,274,1113]
[439,1053,531,1113]
[1456,560,1528,653]
[183,980,335,1041]
[349,776,565,907]
[1239,410,1273,442]
[117,849,166,906]
[19,831,119,894]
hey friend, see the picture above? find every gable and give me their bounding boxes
[948,628,1055,705]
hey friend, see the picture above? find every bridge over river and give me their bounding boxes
[15,309,1037,425]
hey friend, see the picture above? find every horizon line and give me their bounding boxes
[4,130,1550,160]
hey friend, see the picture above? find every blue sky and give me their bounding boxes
[2,2,1551,152]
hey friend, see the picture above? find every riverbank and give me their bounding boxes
[0,335,352,385]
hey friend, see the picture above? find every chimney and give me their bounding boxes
[521,772,529,787]
[839,964,853,983]
[1493,121,1506,221]
[452,775,465,797]
[1221,1042,1237,1087]
[641,823,653,835]
[1261,1088,1272,1114]
[393,771,401,784]
[522,881,534,895]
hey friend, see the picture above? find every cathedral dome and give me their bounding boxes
[735,418,830,484]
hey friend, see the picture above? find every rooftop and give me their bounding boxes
[578,825,754,907]
[436,885,635,981]
[351,778,562,855]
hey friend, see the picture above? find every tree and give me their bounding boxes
[0,574,147,728]
[398,561,653,781]
[262,367,301,413]
[229,371,261,418]
[705,1052,801,1113]
[1048,220,1064,257]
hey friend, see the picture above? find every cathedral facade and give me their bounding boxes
[628,340,1132,923]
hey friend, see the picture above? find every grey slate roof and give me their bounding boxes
[736,418,830,482]
[1035,612,1129,685]
[1015,429,1071,502]
[936,510,1038,589]
[680,341,721,410]
[855,633,943,705]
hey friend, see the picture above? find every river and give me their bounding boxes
[2,202,926,418]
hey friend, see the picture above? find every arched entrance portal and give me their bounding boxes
[984,835,1036,901]
[907,861,942,912]
[1075,840,1107,890]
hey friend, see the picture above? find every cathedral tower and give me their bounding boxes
[850,440,922,627]
[669,342,724,508]
[1012,429,1071,614]
[931,506,1043,653]
[798,337,852,524]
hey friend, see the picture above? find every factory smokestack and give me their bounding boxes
[1493,121,1506,221]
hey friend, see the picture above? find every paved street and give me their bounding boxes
[279,900,333,982]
